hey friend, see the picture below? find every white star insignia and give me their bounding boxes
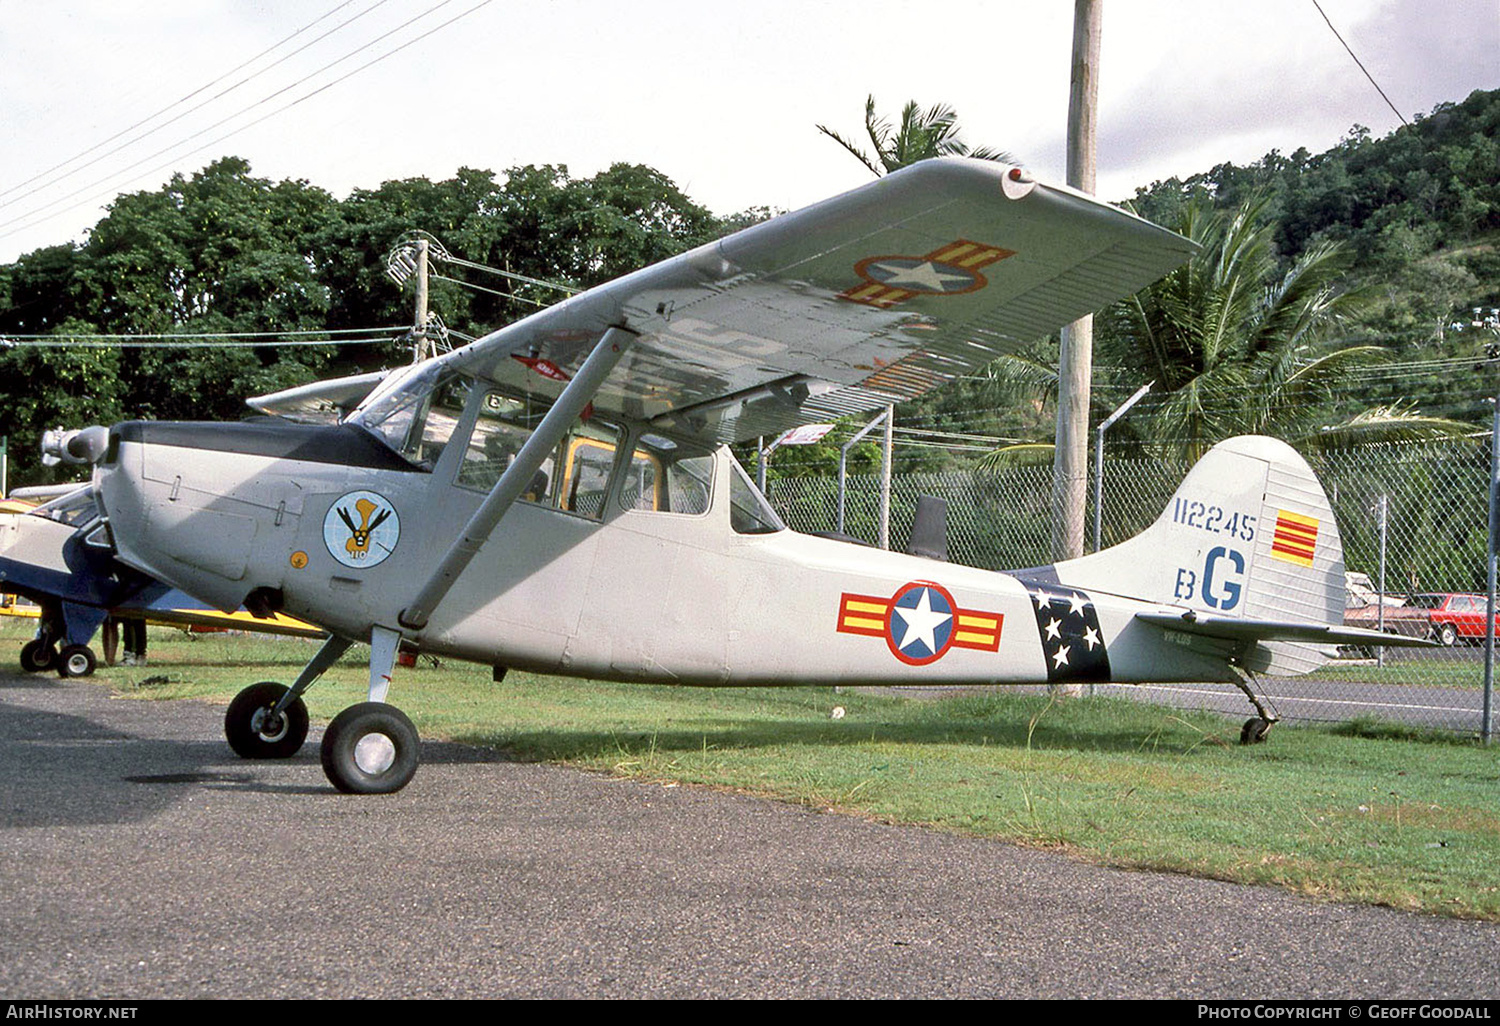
[1068,592,1089,617]
[1043,617,1062,641]
[871,260,971,292]
[1083,626,1100,651]
[892,588,952,655]
[1052,645,1071,669]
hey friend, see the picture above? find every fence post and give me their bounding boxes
[1376,494,1388,669]
[1484,396,1497,744]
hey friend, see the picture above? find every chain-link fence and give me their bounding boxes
[767,438,1496,735]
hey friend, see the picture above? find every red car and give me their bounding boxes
[1408,593,1497,646]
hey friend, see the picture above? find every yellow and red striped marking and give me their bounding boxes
[836,588,1003,657]
[839,239,1015,308]
[1270,510,1319,566]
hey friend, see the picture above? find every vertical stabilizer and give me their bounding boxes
[1034,436,1344,675]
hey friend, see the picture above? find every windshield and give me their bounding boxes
[728,456,785,534]
[347,363,470,470]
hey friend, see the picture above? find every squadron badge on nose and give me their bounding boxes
[323,491,401,569]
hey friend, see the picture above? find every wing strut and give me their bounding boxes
[398,325,637,631]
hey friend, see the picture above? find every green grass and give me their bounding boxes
[7,621,1500,920]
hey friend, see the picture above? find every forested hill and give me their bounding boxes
[1,89,1497,486]
[846,87,1500,471]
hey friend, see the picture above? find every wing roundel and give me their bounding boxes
[448,158,1196,446]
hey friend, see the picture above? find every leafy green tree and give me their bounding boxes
[1096,195,1469,459]
[817,95,1014,176]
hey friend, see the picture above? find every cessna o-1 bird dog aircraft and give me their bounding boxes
[52,158,1422,794]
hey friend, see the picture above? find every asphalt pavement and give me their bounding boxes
[2,670,1499,1000]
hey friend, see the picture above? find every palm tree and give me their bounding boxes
[980,193,1471,467]
[817,96,1014,177]
[1101,195,1472,460]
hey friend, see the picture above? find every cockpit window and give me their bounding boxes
[348,363,470,470]
[454,387,622,521]
[728,458,785,534]
[621,434,713,515]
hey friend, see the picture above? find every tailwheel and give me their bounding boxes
[1229,666,1279,746]
[1240,717,1274,744]
[19,639,57,673]
[320,702,419,795]
[57,644,97,678]
[226,681,309,759]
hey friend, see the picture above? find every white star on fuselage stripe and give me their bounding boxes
[870,260,971,292]
[1068,592,1089,616]
[1052,645,1071,668]
[1083,626,1100,650]
[893,588,952,655]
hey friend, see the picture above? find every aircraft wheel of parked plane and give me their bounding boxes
[225,682,310,759]
[19,639,57,673]
[57,644,96,678]
[1240,717,1274,744]
[320,702,419,795]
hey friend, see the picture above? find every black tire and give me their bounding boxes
[56,644,96,678]
[1437,623,1458,647]
[225,682,309,759]
[19,639,56,673]
[320,703,419,795]
[1240,717,1273,745]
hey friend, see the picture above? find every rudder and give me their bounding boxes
[1042,436,1345,675]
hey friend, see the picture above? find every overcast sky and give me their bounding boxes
[0,0,1495,264]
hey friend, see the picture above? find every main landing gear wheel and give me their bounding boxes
[19,639,57,673]
[320,702,419,795]
[57,644,97,678]
[226,682,309,759]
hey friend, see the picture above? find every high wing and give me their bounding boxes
[434,158,1196,448]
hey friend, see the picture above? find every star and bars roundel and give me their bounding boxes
[840,239,1016,309]
[837,581,1004,666]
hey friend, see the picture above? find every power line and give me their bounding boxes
[0,0,461,235]
[1,336,399,350]
[1309,0,1410,127]
[0,325,407,350]
[438,253,581,296]
[430,272,555,310]
[0,0,383,209]
[0,325,404,340]
[0,0,493,243]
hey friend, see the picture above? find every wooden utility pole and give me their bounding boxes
[1051,0,1102,561]
[412,237,431,363]
[879,404,894,550]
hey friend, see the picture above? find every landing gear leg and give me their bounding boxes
[225,634,351,759]
[20,605,63,673]
[320,626,419,794]
[1229,666,1279,744]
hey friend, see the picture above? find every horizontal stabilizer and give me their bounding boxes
[1136,610,1436,648]
[246,371,388,424]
